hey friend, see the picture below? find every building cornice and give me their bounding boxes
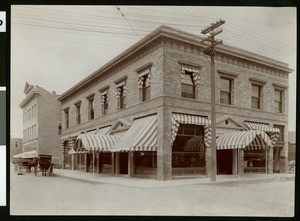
[19,91,38,108]
[58,25,293,101]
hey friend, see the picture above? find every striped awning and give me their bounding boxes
[216,130,272,150]
[183,136,203,152]
[244,122,280,146]
[180,64,201,74]
[111,115,157,152]
[244,122,280,132]
[171,113,211,147]
[76,134,121,152]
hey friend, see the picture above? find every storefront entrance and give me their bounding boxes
[114,152,129,175]
[217,149,233,174]
[119,152,128,174]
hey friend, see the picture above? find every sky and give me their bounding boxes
[10,6,297,138]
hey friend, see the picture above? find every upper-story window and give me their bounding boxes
[33,104,37,118]
[137,66,151,102]
[220,77,232,105]
[272,83,287,114]
[250,78,266,110]
[58,123,62,135]
[14,140,19,149]
[274,89,283,113]
[116,80,126,110]
[180,63,201,100]
[75,102,81,125]
[87,94,95,120]
[64,108,69,129]
[251,84,262,109]
[100,90,109,115]
[218,70,238,105]
[181,71,196,99]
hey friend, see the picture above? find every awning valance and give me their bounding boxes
[244,122,280,132]
[180,64,201,74]
[76,134,121,152]
[171,113,211,147]
[111,115,157,152]
[244,122,280,146]
[216,130,272,150]
[13,150,38,159]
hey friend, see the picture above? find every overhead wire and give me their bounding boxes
[12,6,295,61]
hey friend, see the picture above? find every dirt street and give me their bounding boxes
[10,166,294,216]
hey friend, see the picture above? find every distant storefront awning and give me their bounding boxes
[183,136,203,152]
[112,115,157,152]
[13,150,38,159]
[216,130,272,150]
[76,134,121,152]
[244,122,280,146]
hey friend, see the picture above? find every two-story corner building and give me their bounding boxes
[19,82,62,165]
[58,25,292,180]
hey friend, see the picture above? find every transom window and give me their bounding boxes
[181,71,195,99]
[251,84,262,109]
[220,77,232,105]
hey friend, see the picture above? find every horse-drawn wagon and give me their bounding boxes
[38,154,53,176]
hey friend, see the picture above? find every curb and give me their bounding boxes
[54,173,295,188]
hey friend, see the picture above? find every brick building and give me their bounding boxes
[19,82,62,165]
[58,25,292,180]
[10,138,23,161]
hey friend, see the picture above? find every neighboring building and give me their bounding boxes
[58,25,292,180]
[10,138,23,161]
[19,82,62,165]
[288,131,296,161]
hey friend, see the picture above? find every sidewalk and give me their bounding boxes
[53,168,295,189]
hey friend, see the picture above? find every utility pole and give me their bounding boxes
[201,19,225,182]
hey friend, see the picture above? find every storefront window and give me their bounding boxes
[244,149,266,173]
[172,124,206,175]
[134,152,157,168]
[100,152,112,165]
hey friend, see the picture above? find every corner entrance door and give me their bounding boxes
[119,152,128,174]
[217,149,233,174]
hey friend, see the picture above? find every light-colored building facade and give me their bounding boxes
[19,82,62,165]
[58,25,292,180]
[288,131,296,162]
